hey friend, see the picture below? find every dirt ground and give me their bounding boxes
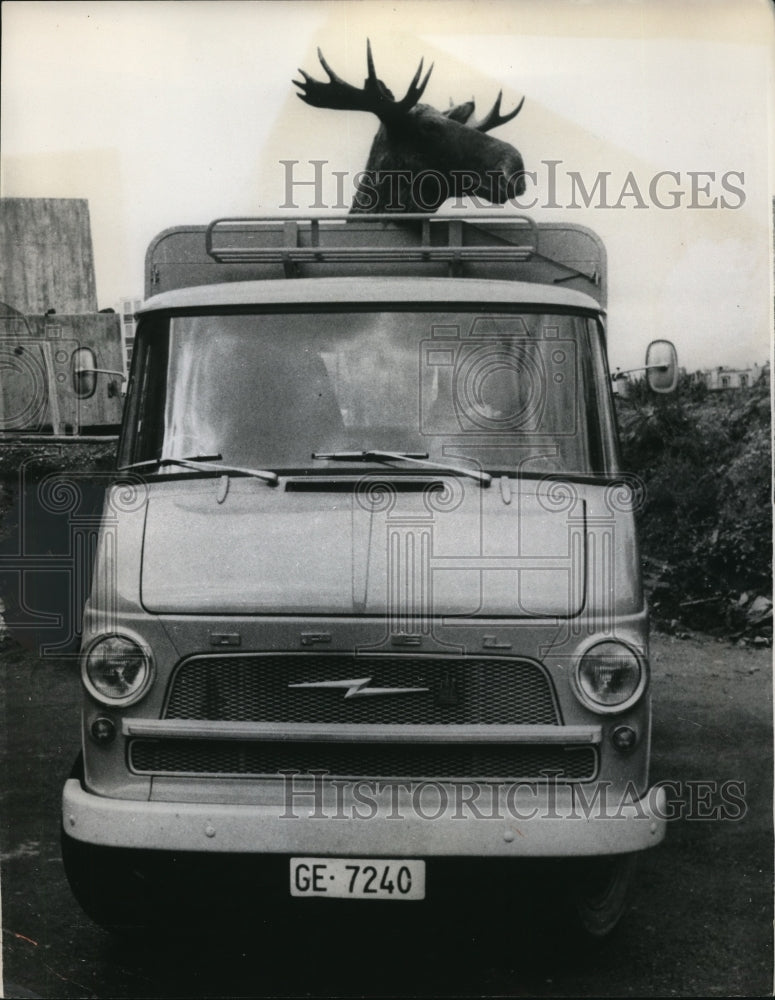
[0,627,771,999]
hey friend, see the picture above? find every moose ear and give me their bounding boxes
[443,100,475,123]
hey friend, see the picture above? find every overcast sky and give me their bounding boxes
[2,0,773,373]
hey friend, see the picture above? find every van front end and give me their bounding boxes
[63,473,665,936]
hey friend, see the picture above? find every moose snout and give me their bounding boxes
[488,157,526,203]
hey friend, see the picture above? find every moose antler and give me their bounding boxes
[293,42,527,212]
[470,91,525,133]
[294,39,434,123]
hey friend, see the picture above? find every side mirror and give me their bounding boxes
[645,340,678,394]
[72,347,97,399]
[72,348,127,398]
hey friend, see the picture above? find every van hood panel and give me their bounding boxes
[140,479,586,617]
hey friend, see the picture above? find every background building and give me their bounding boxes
[700,362,770,391]
[116,296,142,376]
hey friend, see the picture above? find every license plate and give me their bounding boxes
[290,857,425,900]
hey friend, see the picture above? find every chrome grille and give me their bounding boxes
[129,739,596,782]
[164,654,560,726]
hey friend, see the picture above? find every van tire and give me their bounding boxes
[60,754,148,933]
[565,853,637,939]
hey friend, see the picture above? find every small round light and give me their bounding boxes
[612,725,637,752]
[83,635,151,705]
[576,641,645,712]
[90,717,116,745]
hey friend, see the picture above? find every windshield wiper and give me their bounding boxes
[119,453,223,471]
[118,454,278,485]
[312,450,491,485]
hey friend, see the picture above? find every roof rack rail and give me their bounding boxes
[205,214,539,277]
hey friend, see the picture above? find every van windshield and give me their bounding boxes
[119,309,618,476]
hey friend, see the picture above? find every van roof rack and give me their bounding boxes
[205,214,538,272]
[146,214,606,305]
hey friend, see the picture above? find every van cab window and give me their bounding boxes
[120,309,615,476]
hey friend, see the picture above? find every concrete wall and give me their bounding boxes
[0,198,98,313]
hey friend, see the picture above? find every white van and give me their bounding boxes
[62,214,675,936]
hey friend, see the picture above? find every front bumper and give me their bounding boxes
[63,778,666,857]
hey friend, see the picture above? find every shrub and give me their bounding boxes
[617,380,772,620]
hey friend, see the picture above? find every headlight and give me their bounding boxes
[83,635,152,706]
[574,641,646,713]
